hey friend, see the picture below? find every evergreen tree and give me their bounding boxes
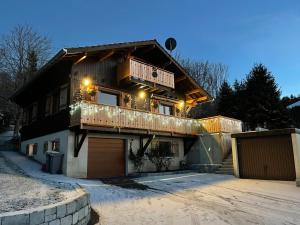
[244,64,290,129]
[217,81,234,117]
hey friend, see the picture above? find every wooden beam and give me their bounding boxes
[74,54,87,65]
[74,130,88,157]
[186,96,208,104]
[175,76,186,83]
[99,50,114,61]
[185,89,201,96]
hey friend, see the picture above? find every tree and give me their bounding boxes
[176,56,228,98]
[217,81,235,117]
[176,55,228,118]
[0,25,51,136]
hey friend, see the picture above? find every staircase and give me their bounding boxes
[215,153,234,175]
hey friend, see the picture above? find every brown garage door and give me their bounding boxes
[87,138,125,178]
[238,135,296,180]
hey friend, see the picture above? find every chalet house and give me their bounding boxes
[11,40,212,178]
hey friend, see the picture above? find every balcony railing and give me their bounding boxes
[118,58,175,89]
[70,101,201,135]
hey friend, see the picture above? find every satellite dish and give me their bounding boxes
[165,37,177,53]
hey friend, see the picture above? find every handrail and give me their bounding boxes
[70,101,201,135]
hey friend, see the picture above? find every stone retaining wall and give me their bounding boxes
[0,188,90,225]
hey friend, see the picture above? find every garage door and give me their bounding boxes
[238,135,296,180]
[87,138,125,178]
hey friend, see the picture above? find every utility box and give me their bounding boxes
[46,151,64,174]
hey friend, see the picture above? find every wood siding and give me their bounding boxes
[87,138,125,178]
[238,135,296,180]
[118,58,175,88]
[198,116,242,133]
[70,102,201,135]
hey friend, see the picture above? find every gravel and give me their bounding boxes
[0,153,76,213]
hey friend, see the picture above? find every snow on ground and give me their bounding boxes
[2,151,300,225]
[0,152,78,213]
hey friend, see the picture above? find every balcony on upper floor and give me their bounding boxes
[117,57,175,90]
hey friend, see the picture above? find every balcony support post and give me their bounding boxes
[74,129,88,157]
[184,137,198,155]
[140,134,156,155]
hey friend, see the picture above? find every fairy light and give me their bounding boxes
[70,101,202,134]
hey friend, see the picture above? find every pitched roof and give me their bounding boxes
[288,100,300,108]
[11,39,212,102]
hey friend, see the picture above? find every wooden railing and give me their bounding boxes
[118,58,175,88]
[70,102,201,135]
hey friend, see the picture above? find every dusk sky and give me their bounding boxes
[1,0,299,96]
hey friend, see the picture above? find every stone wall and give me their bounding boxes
[0,188,90,225]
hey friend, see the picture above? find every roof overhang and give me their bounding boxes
[11,39,212,104]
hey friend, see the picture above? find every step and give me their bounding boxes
[222,161,233,165]
[216,168,233,173]
[224,158,233,161]
[215,171,234,175]
[220,165,233,169]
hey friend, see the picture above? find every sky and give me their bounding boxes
[1,0,299,96]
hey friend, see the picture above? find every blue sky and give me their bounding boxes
[1,0,299,96]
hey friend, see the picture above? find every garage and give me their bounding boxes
[87,137,125,178]
[232,129,300,181]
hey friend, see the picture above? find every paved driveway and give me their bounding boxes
[82,173,300,225]
[2,152,300,225]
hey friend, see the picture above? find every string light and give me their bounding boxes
[70,101,202,134]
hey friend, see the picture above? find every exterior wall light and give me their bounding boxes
[177,100,185,110]
[138,90,146,99]
[82,77,91,87]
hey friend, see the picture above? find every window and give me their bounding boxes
[51,139,60,152]
[59,85,68,110]
[159,104,172,115]
[52,92,60,114]
[43,141,51,153]
[33,143,38,155]
[97,91,118,106]
[32,103,38,121]
[45,95,52,116]
[151,140,175,157]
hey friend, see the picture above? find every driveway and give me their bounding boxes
[2,151,300,225]
[83,174,300,225]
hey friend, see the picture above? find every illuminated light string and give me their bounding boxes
[69,101,202,131]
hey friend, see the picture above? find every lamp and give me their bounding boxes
[82,77,91,87]
[177,100,185,110]
[138,90,146,99]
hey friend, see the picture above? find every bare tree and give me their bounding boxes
[0,25,51,136]
[175,55,228,118]
[176,56,228,97]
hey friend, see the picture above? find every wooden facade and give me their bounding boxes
[198,116,242,134]
[11,40,214,140]
[70,101,201,135]
[117,57,175,88]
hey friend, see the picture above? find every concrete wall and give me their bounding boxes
[186,132,232,166]
[232,130,300,186]
[0,188,90,225]
[65,132,185,178]
[291,133,300,186]
[65,132,88,178]
[20,130,70,173]
[127,136,185,174]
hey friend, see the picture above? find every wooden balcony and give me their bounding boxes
[118,58,175,89]
[70,101,201,135]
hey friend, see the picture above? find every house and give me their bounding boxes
[11,40,213,178]
[288,100,300,128]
